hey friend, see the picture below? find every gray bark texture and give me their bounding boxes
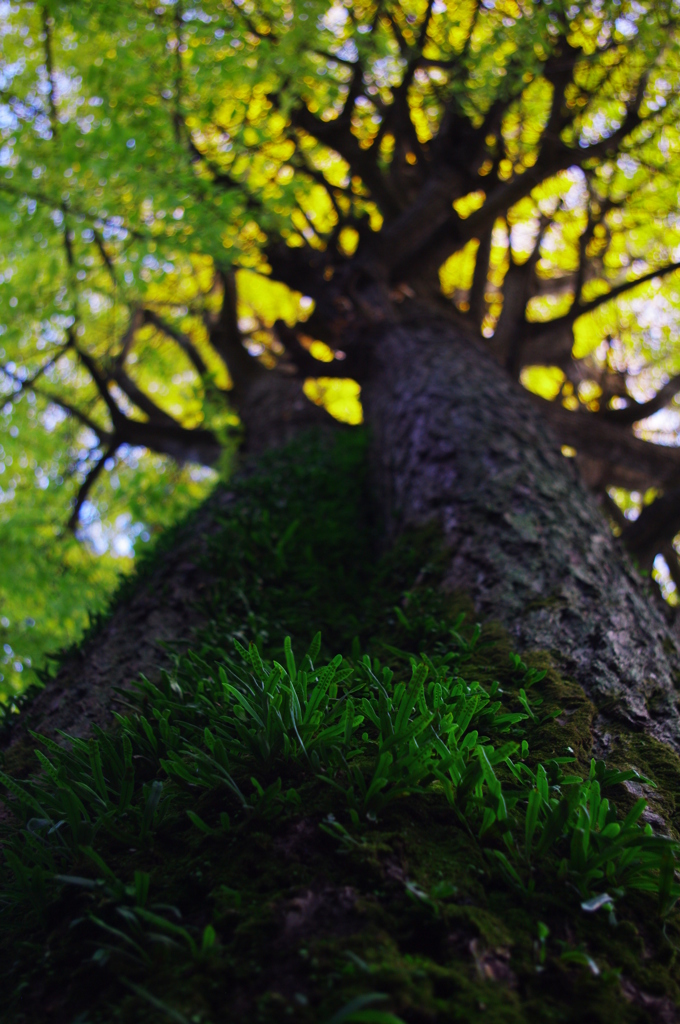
[362,314,680,751]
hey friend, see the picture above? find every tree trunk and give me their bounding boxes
[238,372,340,455]
[362,311,680,751]
[6,307,680,1024]
[7,309,680,760]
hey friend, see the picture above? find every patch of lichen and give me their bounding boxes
[2,430,680,1024]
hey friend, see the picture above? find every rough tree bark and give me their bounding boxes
[362,311,680,752]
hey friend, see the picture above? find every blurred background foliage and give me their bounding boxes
[1,0,680,697]
[0,260,361,701]
[0,379,222,687]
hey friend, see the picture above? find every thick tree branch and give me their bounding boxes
[206,270,264,396]
[114,309,144,369]
[115,418,223,465]
[602,374,680,426]
[1,343,69,400]
[308,48,355,68]
[520,260,680,366]
[533,396,680,492]
[378,0,435,167]
[380,61,652,286]
[536,40,586,165]
[92,227,117,287]
[621,488,680,571]
[571,185,600,306]
[382,10,409,56]
[34,388,108,439]
[109,367,180,427]
[468,224,493,329]
[142,310,209,377]
[283,60,400,219]
[416,0,436,49]
[489,218,547,372]
[69,330,125,428]
[1,361,108,439]
[661,541,680,594]
[541,260,680,333]
[68,443,118,531]
[600,489,628,531]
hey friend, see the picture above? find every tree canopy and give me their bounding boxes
[2,0,680,696]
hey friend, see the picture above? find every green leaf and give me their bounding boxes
[284,635,297,680]
[326,993,404,1024]
[525,788,542,854]
[134,870,150,908]
[304,632,322,670]
[0,770,50,820]
[89,739,108,804]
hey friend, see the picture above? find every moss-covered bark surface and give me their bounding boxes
[2,433,680,1024]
